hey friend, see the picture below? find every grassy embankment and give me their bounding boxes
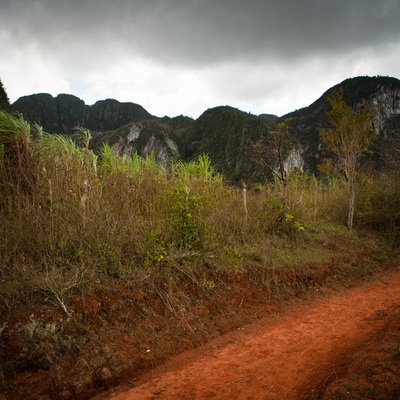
[0,111,399,398]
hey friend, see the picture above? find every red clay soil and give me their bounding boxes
[92,269,400,400]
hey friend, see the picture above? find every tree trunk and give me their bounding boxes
[347,176,355,230]
[282,177,288,210]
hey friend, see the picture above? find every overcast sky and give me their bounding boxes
[1,0,400,119]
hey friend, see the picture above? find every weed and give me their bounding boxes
[218,246,243,269]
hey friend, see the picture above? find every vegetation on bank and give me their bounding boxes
[1,109,399,318]
[1,106,400,398]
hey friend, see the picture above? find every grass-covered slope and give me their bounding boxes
[0,111,399,399]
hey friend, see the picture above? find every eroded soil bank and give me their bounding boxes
[93,269,400,400]
[2,242,399,400]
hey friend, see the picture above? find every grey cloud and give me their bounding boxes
[1,0,399,117]
[2,0,400,68]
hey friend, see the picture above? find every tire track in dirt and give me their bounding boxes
[93,269,400,400]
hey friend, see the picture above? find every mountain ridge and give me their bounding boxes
[12,93,153,133]
[6,75,400,183]
[282,76,400,172]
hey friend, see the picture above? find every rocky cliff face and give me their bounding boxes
[12,93,88,132]
[94,121,181,169]
[13,94,152,133]
[283,76,400,172]
[364,82,400,135]
[86,99,153,131]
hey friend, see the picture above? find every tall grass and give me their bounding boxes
[0,112,396,314]
[356,172,400,246]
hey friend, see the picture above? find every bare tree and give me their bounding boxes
[254,120,292,209]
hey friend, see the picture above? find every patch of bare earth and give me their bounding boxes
[2,262,400,400]
[88,269,400,400]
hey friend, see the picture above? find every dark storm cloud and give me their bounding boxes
[2,0,400,67]
[1,0,400,117]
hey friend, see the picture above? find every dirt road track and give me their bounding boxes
[93,269,400,400]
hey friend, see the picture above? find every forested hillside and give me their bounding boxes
[10,76,400,183]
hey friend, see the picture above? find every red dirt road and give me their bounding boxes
[94,269,400,400]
